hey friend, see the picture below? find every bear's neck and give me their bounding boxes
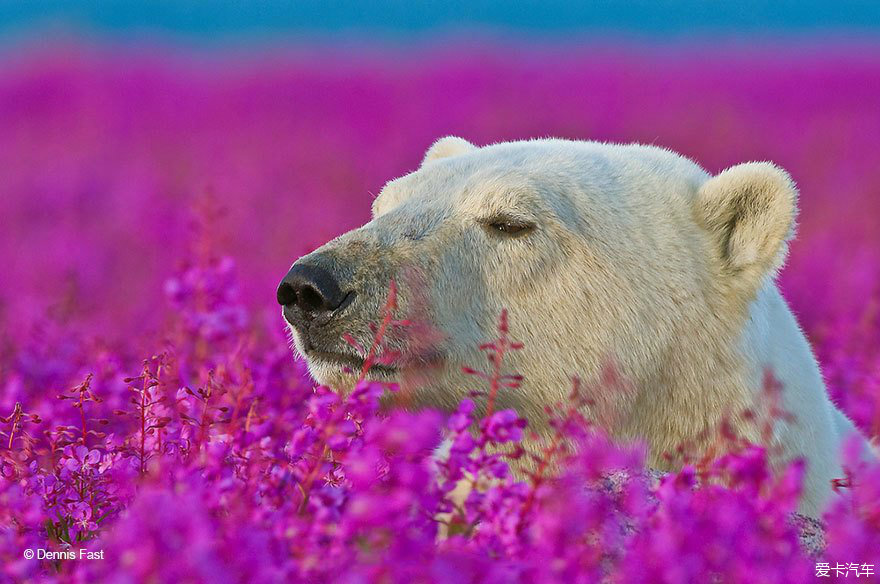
[624,282,831,470]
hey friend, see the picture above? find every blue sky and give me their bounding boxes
[1,1,878,40]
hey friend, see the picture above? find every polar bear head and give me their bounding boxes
[277,137,798,444]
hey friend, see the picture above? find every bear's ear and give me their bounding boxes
[695,162,798,285]
[421,136,476,166]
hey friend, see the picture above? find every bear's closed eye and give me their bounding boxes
[483,217,536,237]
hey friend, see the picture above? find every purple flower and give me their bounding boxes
[449,399,476,432]
[0,46,877,582]
[482,409,527,444]
[63,445,102,474]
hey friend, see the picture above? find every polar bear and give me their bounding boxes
[277,137,871,516]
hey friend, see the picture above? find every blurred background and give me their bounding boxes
[0,1,878,354]
[3,8,879,579]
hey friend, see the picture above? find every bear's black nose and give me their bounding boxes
[277,263,347,316]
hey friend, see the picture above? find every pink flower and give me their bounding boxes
[63,445,102,474]
[482,409,527,444]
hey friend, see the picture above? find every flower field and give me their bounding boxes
[0,42,879,582]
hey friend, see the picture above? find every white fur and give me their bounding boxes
[292,137,873,516]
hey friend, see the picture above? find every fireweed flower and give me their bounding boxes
[63,445,101,475]
[482,409,527,444]
[0,239,872,582]
[449,399,476,432]
[0,48,878,581]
